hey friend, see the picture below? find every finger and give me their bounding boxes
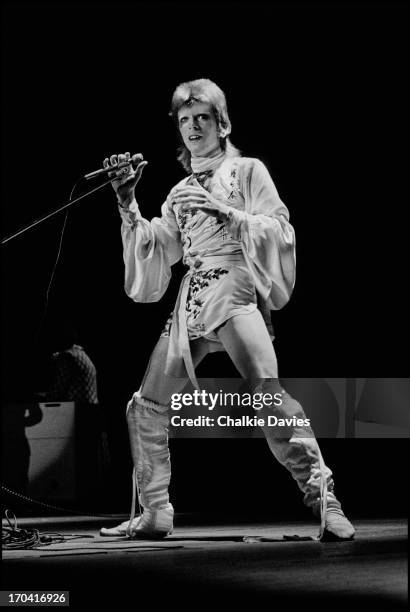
[174,189,207,198]
[181,203,199,211]
[175,186,205,193]
[118,153,133,176]
[103,157,117,178]
[110,154,118,167]
[177,183,205,191]
[175,195,208,205]
[133,160,148,182]
[174,192,208,201]
[174,187,207,197]
[112,165,127,178]
[132,153,144,164]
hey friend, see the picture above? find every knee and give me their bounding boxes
[126,390,169,417]
[243,364,279,388]
[275,391,306,419]
[251,377,283,397]
[255,387,307,419]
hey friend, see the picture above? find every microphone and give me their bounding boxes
[84,158,140,180]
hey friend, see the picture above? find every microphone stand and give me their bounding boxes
[1,175,115,245]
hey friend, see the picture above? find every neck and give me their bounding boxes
[191,148,225,174]
[191,143,221,160]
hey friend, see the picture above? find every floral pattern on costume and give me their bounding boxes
[177,208,198,232]
[176,169,214,232]
[193,170,214,187]
[186,268,229,321]
[226,161,242,200]
[213,159,241,203]
[160,266,230,338]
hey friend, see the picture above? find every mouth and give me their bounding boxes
[188,135,202,142]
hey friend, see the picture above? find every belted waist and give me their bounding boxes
[183,252,245,273]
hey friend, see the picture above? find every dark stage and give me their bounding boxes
[2,515,407,607]
[1,436,409,607]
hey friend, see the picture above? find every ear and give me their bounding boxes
[218,119,231,139]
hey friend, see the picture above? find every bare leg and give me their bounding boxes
[216,310,355,540]
[216,309,278,379]
[139,335,209,404]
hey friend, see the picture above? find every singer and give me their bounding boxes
[99,79,355,541]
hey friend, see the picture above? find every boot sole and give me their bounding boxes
[320,528,355,542]
[128,528,173,540]
[99,527,173,538]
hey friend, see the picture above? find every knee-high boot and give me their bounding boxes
[100,390,174,538]
[258,383,355,540]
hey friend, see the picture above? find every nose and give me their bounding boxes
[188,116,199,130]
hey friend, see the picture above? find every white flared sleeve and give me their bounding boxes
[225,159,296,309]
[119,192,182,303]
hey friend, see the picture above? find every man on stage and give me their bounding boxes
[100,78,355,542]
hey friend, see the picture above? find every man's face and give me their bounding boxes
[178,101,221,157]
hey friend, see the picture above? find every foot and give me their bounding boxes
[100,503,174,539]
[100,517,142,537]
[321,507,355,541]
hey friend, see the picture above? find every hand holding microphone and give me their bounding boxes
[102,152,148,208]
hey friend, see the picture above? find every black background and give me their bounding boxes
[1,2,409,516]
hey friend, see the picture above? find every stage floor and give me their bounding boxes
[1,516,407,608]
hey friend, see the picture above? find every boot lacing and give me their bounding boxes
[127,467,142,537]
[318,451,328,539]
[126,389,168,537]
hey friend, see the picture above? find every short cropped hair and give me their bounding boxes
[169,78,240,172]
